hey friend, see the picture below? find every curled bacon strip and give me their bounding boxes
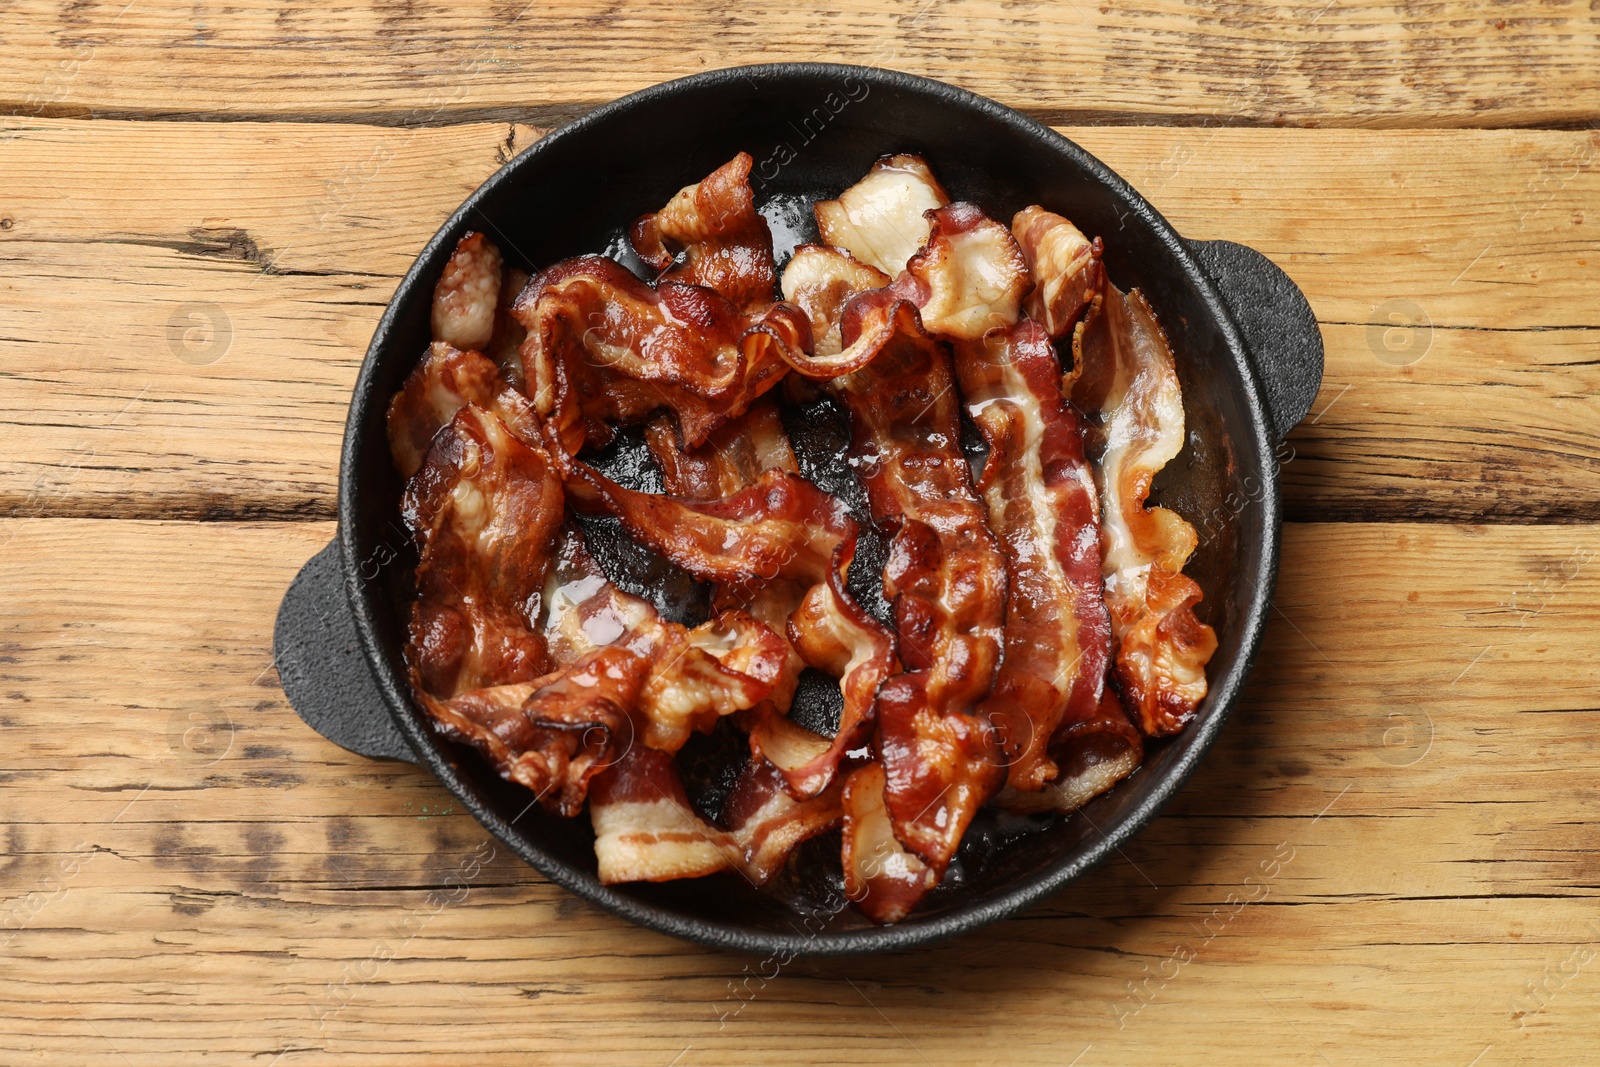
[1012,206,1104,340]
[956,320,1114,792]
[721,755,846,884]
[540,527,787,752]
[402,405,565,699]
[386,342,543,477]
[431,231,503,352]
[779,245,890,360]
[840,763,937,924]
[1070,284,1219,735]
[995,690,1144,814]
[567,440,894,799]
[891,202,1029,341]
[831,291,1007,870]
[589,746,846,886]
[631,152,777,313]
[814,153,950,276]
[513,255,808,451]
[421,646,642,817]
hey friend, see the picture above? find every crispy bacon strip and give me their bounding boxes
[563,464,852,589]
[590,746,732,884]
[1012,206,1103,340]
[419,646,643,817]
[1069,284,1218,735]
[386,342,542,477]
[402,405,565,699]
[779,245,890,359]
[513,255,808,451]
[631,152,776,312]
[540,526,787,752]
[590,745,846,886]
[890,202,1029,341]
[955,320,1113,792]
[830,290,1007,869]
[995,690,1143,814]
[431,231,503,352]
[815,154,950,276]
[721,756,846,884]
[840,763,938,924]
[569,437,895,799]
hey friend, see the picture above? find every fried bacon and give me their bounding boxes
[996,690,1144,814]
[830,291,1007,870]
[540,526,787,752]
[590,746,732,884]
[420,646,642,817]
[513,255,808,451]
[956,320,1114,792]
[840,762,938,924]
[1012,206,1103,339]
[1069,284,1218,736]
[814,153,950,276]
[571,434,894,800]
[721,755,846,884]
[631,152,777,313]
[590,745,846,886]
[402,404,565,699]
[386,342,542,477]
[890,202,1029,341]
[431,231,503,352]
[779,245,890,359]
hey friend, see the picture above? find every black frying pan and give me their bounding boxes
[273,63,1323,956]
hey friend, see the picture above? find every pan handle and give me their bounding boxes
[1187,239,1325,442]
[273,539,419,764]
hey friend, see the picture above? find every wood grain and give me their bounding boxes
[3,0,1600,129]
[1,119,1596,522]
[2,518,1597,1065]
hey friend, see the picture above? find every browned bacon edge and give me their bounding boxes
[830,288,1007,874]
[630,152,778,313]
[1069,284,1218,737]
[955,320,1115,793]
[512,255,809,452]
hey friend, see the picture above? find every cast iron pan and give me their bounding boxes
[273,63,1323,956]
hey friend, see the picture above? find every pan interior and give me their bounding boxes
[343,66,1276,951]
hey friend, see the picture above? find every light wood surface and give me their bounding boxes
[2,2,1598,1064]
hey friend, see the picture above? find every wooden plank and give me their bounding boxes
[2,518,1598,1063]
[1,120,1597,522]
[3,0,1600,129]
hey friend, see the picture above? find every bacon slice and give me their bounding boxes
[644,401,798,502]
[955,320,1114,792]
[779,245,890,359]
[540,526,787,752]
[840,763,938,924]
[402,404,565,699]
[567,442,894,799]
[563,463,852,589]
[431,231,503,352]
[720,755,846,884]
[995,690,1143,814]
[386,342,543,478]
[590,746,733,884]
[830,291,1007,869]
[1012,206,1103,340]
[815,154,950,276]
[631,152,776,313]
[1069,284,1219,736]
[891,203,1029,341]
[419,646,643,817]
[513,255,808,451]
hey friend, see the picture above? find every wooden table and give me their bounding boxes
[2,3,1597,1064]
